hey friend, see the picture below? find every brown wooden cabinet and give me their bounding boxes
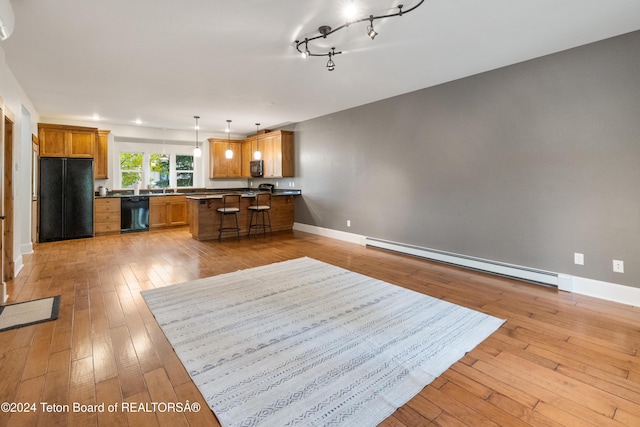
[208,138,242,178]
[241,135,257,178]
[149,195,189,229]
[94,198,121,235]
[94,130,110,179]
[262,130,294,178]
[240,130,294,178]
[38,123,97,158]
[188,194,297,240]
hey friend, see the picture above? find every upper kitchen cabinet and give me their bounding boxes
[38,123,97,158]
[261,130,294,178]
[94,130,110,179]
[209,138,242,178]
[241,135,258,178]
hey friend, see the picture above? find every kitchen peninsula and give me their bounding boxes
[94,188,300,238]
[187,190,300,240]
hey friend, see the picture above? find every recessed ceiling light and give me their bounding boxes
[133,119,143,125]
[343,1,359,21]
[91,114,101,121]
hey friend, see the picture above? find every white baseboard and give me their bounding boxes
[293,223,366,246]
[294,225,640,308]
[13,254,23,278]
[20,243,33,255]
[560,275,640,307]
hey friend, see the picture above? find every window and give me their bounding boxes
[117,145,199,189]
[176,155,194,187]
[120,152,143,188]
[149,154,170,188]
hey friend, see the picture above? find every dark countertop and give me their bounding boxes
[96,188,301,199]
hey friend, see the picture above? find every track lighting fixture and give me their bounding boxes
[225,120,233,159]
[294,1,423,70]
[193,116,202,158]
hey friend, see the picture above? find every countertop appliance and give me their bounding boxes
[121,196,149,233]
[258,183,275,193]
[39,157,94,242]
[250,160,263,177]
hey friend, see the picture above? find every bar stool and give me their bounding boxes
[217,194,241,241]
[248,192,272,237]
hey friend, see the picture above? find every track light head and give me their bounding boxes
[326,58,335,71]
[326,48,336,71]
[367,16,378,40]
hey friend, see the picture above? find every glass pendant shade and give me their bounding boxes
[194,146,202,158]
[253,150,262,160]
[225,148,233,159]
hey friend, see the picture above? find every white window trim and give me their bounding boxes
[115,140,203,189]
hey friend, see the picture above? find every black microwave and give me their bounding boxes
[250,160,263,177]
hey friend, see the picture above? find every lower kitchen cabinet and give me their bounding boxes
[149,195,189,228]
[94,198,121,235]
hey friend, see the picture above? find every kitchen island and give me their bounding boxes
[187,191,300,240]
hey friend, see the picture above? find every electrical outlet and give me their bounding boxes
[613,260,624,273]
[347,220,351,227]
[574,253,584,265]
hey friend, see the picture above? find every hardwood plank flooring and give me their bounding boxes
[1,228,639,426]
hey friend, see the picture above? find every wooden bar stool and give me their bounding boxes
[217,194,241,241]
[248,192,272,237]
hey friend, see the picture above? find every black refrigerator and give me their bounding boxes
[40,157,94,242]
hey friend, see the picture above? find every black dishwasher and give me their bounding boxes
[121,196,150,233]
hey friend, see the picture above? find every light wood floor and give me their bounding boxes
[1,229,639,426]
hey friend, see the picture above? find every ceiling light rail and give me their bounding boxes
[294,1,425,71]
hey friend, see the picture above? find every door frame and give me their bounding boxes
[3,106,14,286]
[0,97,10,302]
[32,134,39,246]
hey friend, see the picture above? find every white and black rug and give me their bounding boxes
[0,295,61,333]
[142,257,504,427]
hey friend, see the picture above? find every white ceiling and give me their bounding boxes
[2,0,640,136]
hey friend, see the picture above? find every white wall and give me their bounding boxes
[0,46,40,275]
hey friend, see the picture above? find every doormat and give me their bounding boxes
[0,296,61,333]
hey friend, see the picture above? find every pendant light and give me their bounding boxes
[254,123,262,160]
[225,119,233,159]
[160,128,169,162]
[193,116,202,158]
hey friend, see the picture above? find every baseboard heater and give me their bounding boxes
[365,237,558,287]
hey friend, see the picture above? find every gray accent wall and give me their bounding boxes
[293,30,640,289]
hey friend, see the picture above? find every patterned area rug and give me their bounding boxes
[0,295,61,333]
[142,257,504,427]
